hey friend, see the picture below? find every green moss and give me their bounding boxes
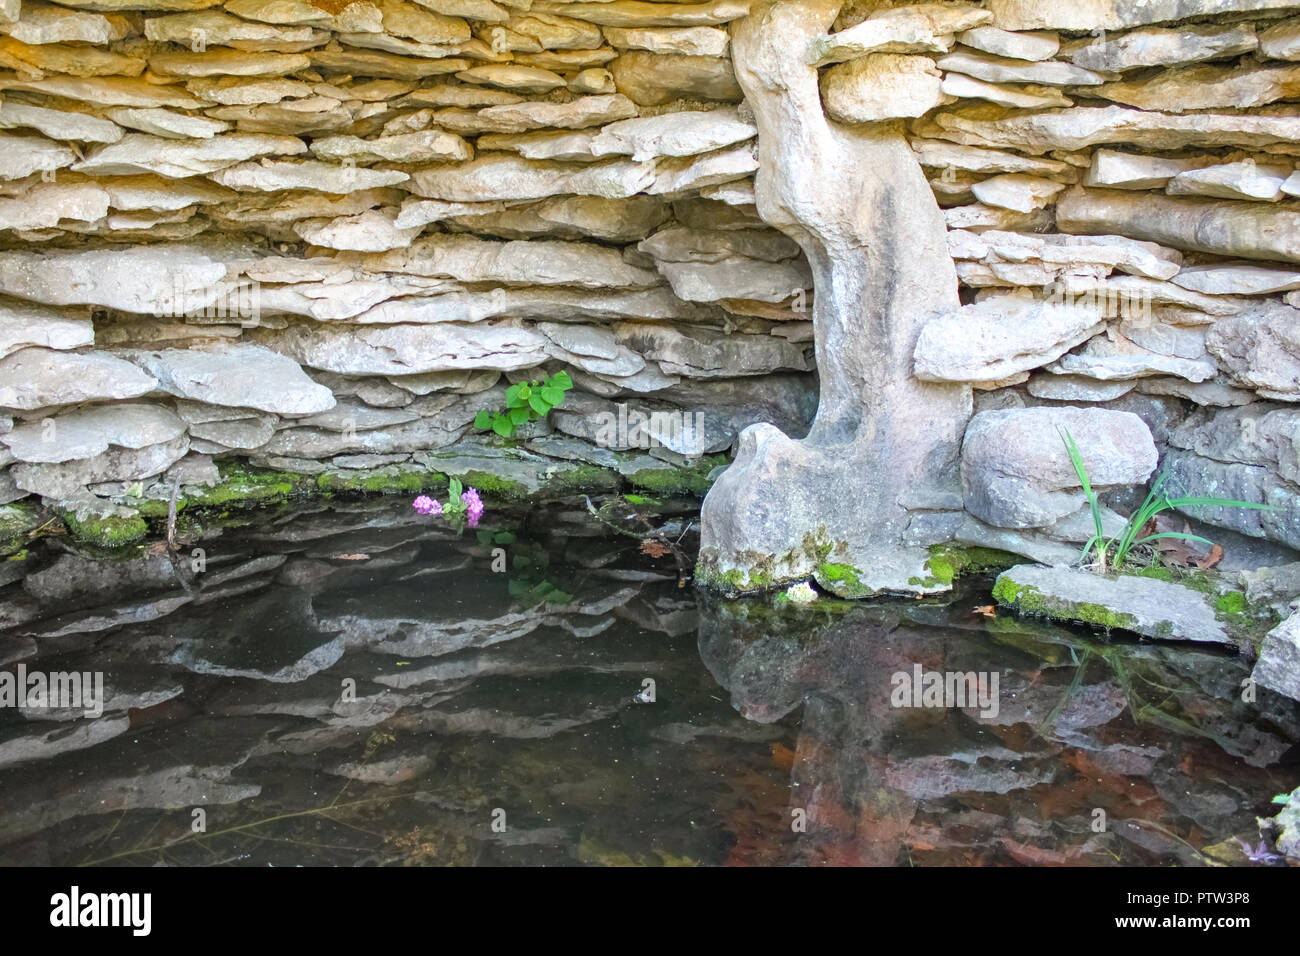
[1215,591,1247,617]
[694,564,774,596]
[1135,565,1174,582]
[317,467,446,496]
[541,464,620,496]
[991,575,1022,606]
[58,510,148,549]
[626,454,728,497]
[450,469,531,500]
[814,562,874,599]
[993,575,1143,632]
[0,502,42,557]
[925,544,1021,586]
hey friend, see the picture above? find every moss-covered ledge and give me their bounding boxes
[992,563,1279,649]
[19,444,730,552]
[696,540,1022,600]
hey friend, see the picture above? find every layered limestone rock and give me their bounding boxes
[0,0,820,530]
[2,0,1300,668]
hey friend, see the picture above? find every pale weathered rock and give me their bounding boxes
[458,93,637,134]
[915,294,1105,383]
[987,0,1296,32]
[0,301,93,359]
[810,3,988,64]
[615,321,809,378]
[434,195,668,241]
[0,133,75,179]
[1046,342,1218,383]
[407,153,653,201]
[1137,377,1256,407]
[590,107,754,161]
[1167,160,1291,203]
[961,406,1157,528]
[72,132,306,177]
[0,240,256,315]
[939,73,1071,110]
[1255,614,1300,701]
[253,322,549,375]
[121,343,336,415]
[609,51,741,105]
[529,1,752,28]
[2,403,186,464]
[144,9,327,47]
[456,64,567,93]
[1206,302,1300,400]
[1026,374,1135,402]
[475,128,603,162]
[1096,62,1300,113]
[148,49,312,77]
[0,180,110,230]
[1068,22,1258,73]
[939,50,1103,86]
[1174,262,1300,296]
[310,129,472,163]
[1058,186,1300,264]
[370,233,661,289]
[971,173,1065,213]
[210,159,408,191]
[294,208,420,251]
[0,348,158,410]
[603,25,728,56]
[821,54,944,123]
[1261,18,1300,60]
[1084,148,1214,190]
[0,100,123,143]
[960,26,1058,61]
[993,564,1231,645]
[944,202,1050,232]
[955,229,1183,282]
[185,75,314,105]
[925,105,1300,155]
[912,138,1071,176]
[3,3,124,44]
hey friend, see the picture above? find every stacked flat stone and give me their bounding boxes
[0,0,819,519]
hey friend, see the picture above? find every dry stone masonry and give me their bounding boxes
[2,0,1300,692]
[0,0,821,541]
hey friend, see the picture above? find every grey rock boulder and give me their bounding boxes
[961,406,1158,528]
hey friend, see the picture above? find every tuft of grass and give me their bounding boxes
[1059,427,1272,574]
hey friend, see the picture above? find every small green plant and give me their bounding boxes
[1059,427,1272,574]
[474,370,573,439]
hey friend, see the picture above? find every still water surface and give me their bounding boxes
[0,499,1295,866]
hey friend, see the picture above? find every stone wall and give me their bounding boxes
[875,0,1300,566]
[1,0,1299,567]
[0,0,818,545]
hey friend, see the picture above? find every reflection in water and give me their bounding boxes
[699,595,1300,865]
[0,500,1296,866]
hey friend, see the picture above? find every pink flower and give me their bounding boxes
[462,488,484,528]
[412,495,441,516]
